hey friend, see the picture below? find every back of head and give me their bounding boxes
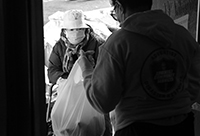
[110,0,152,11]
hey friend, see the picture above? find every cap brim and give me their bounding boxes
[62,24,89,29]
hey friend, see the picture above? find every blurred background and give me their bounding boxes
[43,0,111,25]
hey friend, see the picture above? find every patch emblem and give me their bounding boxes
[140,48,186,100]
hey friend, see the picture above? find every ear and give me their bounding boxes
[118,1,125,14]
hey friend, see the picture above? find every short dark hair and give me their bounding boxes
[111,0,152,10]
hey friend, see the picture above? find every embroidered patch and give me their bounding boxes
[72,12,80,20]
[140,48,186,100]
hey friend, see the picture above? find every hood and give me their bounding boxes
[121,10,176,48]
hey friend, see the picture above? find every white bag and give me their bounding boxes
[51,60,105,136]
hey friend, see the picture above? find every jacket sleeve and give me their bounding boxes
[47,43,66,84]
[82,44,124,114]
[93,33,105,62]
[94,41,103,62]
[187,43,200,104]
[86,33,105,64]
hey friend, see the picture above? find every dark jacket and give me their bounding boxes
[48,32,104,84]
[82,10,200,131]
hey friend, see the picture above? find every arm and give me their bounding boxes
[48,43,68,84]
[80,45,124,114]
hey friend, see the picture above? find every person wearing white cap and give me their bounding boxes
[47,9,112,136]
[48,9,103,83]
[62,9,89,45]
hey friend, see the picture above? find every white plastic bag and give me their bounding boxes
[51,60,105,136]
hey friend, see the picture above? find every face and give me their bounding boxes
[110,6,118,21]
[64,28,86,45]
[110,0,123,23]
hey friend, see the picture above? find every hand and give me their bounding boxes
[192,102,200,111]
[78,50,95,71]
[56,77,65,85]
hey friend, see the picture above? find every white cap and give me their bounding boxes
[62,9,89,29]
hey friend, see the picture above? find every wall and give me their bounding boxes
[0,0,46,135]
[152,0,198,40]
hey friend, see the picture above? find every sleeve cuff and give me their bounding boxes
[82,69,93,78]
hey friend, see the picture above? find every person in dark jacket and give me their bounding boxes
[47,9,112,136]
[78,0,200,136]
[48,11,103,84]
[47,26,102,83]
